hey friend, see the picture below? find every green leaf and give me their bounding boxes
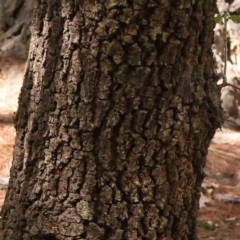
[197,220,216,231]
[214,14,222,24]
[229,15,240,23]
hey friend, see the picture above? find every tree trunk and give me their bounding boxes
[1,1,222,240]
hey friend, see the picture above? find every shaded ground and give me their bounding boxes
[0,59,240,239]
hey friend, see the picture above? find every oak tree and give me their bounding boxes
[1,1,222,239]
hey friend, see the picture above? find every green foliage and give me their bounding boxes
[214,14,222,24]
[229,15,240,23]
[214,14,240,24]
[197,220,216,231]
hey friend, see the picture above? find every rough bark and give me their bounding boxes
[1,1,222,240]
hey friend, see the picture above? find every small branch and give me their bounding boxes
[223,11,228,83]
[215,12,240,122]
[218,81,240,91]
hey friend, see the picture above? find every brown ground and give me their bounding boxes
[197,128,240,239]
[0,58,23,213]
[0,59,240,239]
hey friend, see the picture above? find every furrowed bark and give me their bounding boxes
[1,1,222,239]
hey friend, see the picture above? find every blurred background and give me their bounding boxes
[0,0,240,239]
[0,0,32,206]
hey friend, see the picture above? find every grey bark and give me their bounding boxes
[1,1,222,240]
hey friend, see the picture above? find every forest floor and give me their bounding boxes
[0,59,240,239]
[198,128,240,240]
